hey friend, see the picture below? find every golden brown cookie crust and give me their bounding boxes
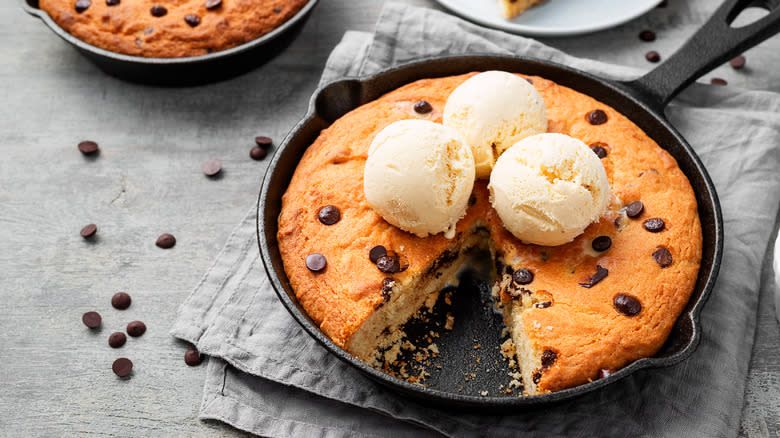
[277,73,702,393]
[39,0,309,58]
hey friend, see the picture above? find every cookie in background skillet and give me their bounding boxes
[38,0,309,58]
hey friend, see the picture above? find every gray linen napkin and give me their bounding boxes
[171,3,780,437]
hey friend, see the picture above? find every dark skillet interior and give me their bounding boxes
[21,0,319,86]
[257,55,723,411]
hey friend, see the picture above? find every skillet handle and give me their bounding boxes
[625,0,780,112]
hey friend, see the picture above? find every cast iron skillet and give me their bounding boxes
[22,0,319,86]
[258,0,780,410]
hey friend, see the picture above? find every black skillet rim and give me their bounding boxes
[257,54,724,409]
[21,0,319,64]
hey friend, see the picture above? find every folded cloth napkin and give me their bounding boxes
[171,3,780,437]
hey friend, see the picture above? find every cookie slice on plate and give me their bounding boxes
[498,0,546,18]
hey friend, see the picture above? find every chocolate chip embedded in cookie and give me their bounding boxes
[317,206,341,225]
[590,143,608,158]
[652,246,673,267]
[586,109,608,125]
[625,201,644,218]
[376,255,398,274]
[614,294,642,316]
[643,218,666,232]
[369,245,387,264]
[541,350,557,370]
[413,100,432,114]
[592,236,612,252]
[305,253,327,272]
[512,269,534,285]
[184,15,201,27]
[150,5,167,17]
[579,265,608,288]
[74,0,90,13]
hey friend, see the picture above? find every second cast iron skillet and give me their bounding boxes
[258,0,780,410]
[22,0,319,85]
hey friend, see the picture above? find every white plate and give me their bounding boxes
[434,0,662,37]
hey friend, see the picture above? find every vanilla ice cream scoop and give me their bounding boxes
[444,71,547,179]
[489,133,610,246]
[364,119,476,238]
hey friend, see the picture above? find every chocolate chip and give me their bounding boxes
[184,14,201,27]
[625,201,644,218]
[534,301,552,309]
[317,206,341,225]
[254,136,273,148]
[376,255,398,274]
[77,140,99,155]
[150,5,167,16]
[579,265,608,288]
[469,196,477,206]
[202,158,222,176]
[525,78,534,85]
[592,236,612,252]
[512,269,534,285]
[508,287,531,300]
[305,253,327,272]
[730,55,746,69]
[587,109,608,125]
[369,245,387,264]
[413,100,432,114]
[80,223,97,238]
[653,246,673,267]
[111,292,131,310]
[184,349,203,366]
[541,350,557,369]
[639,30,656,42]
[643,218,665,232]
[532,370,542,384]
[645,51,661,63]
[106,0,119,5]
[249,147,267,161]
[710,78,728,86]
[273,7,281,13]
[112,358,133,377]
[614,294,642,316]
[590,144,608,159]
[205,0,222,9]
[381,278,394,301]
[108,332,126,348]
[155,233,176,249]
[75,0,91,13]
[599,369,614,379]
[82,311,101,329]
[126,320,146,337]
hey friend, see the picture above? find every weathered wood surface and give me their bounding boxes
[0,0,777,436]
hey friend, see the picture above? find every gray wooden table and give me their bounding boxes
[1,0,778,436]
